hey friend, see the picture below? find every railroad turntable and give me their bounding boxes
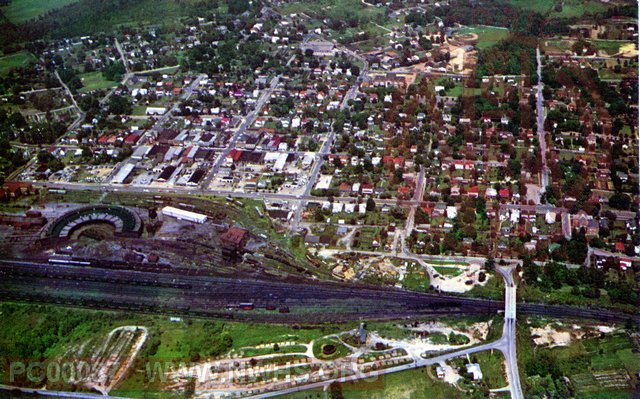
[42,205,143,240]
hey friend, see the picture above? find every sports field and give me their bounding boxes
[459,26,509,50]
[0,50,36,75]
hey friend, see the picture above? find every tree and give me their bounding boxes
[419,36,433,51]
[393,168,403,184]
[227,0,250,14]
[485,257,495,271]
[314,208,327,222]
[366,197,376,212]
[329,382,344,399]
[442,233,458,253]
[609,192,631,210]
[102,61,125,82]
[566,237,588,264]
[108,95,132,115]
[522,256,538,284]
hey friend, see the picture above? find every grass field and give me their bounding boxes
[0,51,36,75]
[459,26,509,50]
[553,0,608,18]
[279,0,385,21]
[402,262,431,292]
[275,367,468,399]
[474,350,507,389]
[79,71,118,92]
[23,0,228,39]
[505,0,609,17]
[0,0,79,23]
[590,40,623,56]
[0,301,353,396]
[506,0,555,14]
[425,259,469,266]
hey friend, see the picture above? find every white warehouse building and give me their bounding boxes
[161,206,207,224]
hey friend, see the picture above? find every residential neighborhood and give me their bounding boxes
[0,0,638,398]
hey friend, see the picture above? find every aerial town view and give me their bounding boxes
[0,0,638,398]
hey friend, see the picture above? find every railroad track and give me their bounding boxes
[0,259,637,325]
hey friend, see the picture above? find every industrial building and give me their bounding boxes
[220,226,249,262]
[111,163,136,184]
[161,206,207,224]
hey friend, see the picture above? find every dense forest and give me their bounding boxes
[0,110,28,183]
[475,36,537,80]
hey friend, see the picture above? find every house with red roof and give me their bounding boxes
[421,205,434,216]
[228,149,243,163]
[467,186,479,198]
[124,133,140,145]
[398,186,411,196]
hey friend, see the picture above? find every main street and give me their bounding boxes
[202,73,282,189]
[536,47,550,193]
[289,40,369,232]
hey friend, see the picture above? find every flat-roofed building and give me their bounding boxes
[161,206,207,224]
[111,163,136,184]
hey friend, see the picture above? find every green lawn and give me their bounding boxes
[459,26,509,50]
[0,0,80,23]
[366,322,415,340]
[312,337,351,360]
[239,344,308,357]
[433,266,463,277]
[79,71,118,92]
[425,259,469,266]
[0,51,36,75]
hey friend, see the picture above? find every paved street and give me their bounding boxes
[497,266,524,399]
[536,47,550,193]
[54,70,85,132]
[203,73,282,188]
